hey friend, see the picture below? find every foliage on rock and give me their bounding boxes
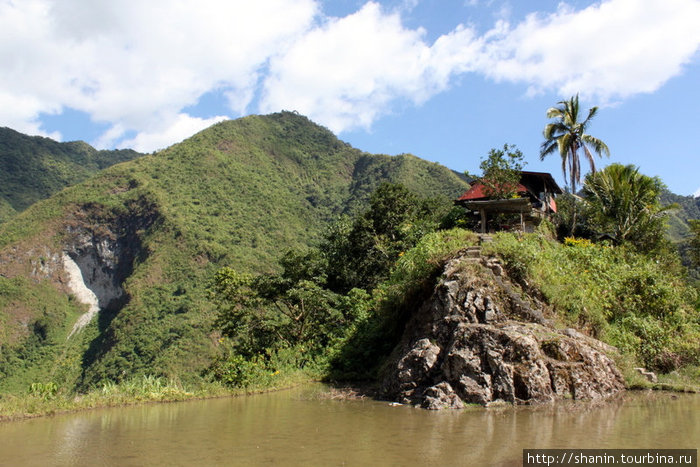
[486,231,700,372]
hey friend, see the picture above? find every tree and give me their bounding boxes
[212,249,349,357]
[323,183,447,292]
[471,144,525,199]
[689,219,700,266]
[540,94,610,194]
[582,163,674,252]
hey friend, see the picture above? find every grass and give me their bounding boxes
[0,369,317,422]
[484,230,700,375]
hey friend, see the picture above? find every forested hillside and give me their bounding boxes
[0,127,143,215]
[661,189,700,279]
[0,198,15,224]
[0,112,469,393]
[662,189,700,240]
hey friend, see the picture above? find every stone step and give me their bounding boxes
[477,234,493,245]
[464,246,481,257]
[461,257,481,263]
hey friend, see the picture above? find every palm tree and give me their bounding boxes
[540,94,610,194]
[582,163,674,251]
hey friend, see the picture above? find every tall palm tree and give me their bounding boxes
[540,94,610,194]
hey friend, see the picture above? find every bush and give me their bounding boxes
[210,354,271,388]
[329,228,478,379]
[487,231,699,371]
[28,382,58,400]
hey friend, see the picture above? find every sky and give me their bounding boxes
[2,0,699,196]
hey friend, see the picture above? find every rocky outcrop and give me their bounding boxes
[380,254,625,409]
[63,252,100,338]
[0,198,159,346]
[61,200,158,335]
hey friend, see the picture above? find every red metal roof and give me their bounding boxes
[456,182,528,201]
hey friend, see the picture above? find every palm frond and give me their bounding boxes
[582,144,597,173]
[582,106,599,127]
[540,140,558,160]
[558,133,573,158]
[581,134,610,157]
[545,107,563,119]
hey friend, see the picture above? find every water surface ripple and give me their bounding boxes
[0,387,697,466]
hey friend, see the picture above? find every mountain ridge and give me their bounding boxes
[0,111,470,392]
[0,127,144,215]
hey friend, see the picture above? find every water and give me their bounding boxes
[0,388,697,466]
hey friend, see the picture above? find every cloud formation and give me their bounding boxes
[260,3,481,132]
[479,0,700,100]
[0,0,318,148]
[1,0,698,151]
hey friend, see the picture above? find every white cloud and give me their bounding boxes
[694,186,700,198]
[260,2,481,133]
[0,0,317,149]
[400,0,420,12]
[1,0,699,150]
[477,0,700,101]
[116,114,228,152]
[246,0,700,134]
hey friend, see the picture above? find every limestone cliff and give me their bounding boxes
[380,251,625,409]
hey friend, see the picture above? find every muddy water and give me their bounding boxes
[0,388,697,466]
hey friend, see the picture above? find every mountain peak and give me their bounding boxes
[0,113,469,391]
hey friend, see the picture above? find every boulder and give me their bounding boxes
[380,256,625,408]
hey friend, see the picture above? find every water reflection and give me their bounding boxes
[0,389,697,466]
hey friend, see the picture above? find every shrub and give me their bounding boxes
[488,231,699,370]
[28,382,58,400]
[329,228,478,379]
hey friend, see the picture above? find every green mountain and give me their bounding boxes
[662,189,700,241]
[661,189,700,280]
[0,112,469,392]
[0,127,143,214]
[0,198,15,224]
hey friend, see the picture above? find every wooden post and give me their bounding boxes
[480,208,487,234]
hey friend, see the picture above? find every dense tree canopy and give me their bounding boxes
[323,183,450,292]
[582,163,673,252]
[212,183,453,365]
[689,219,700,267]
[470,144,525,199]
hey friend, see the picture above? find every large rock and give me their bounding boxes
[380,256,625,409]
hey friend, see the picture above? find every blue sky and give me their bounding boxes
[1,0,699,195]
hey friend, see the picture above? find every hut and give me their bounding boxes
[455,171,563,233]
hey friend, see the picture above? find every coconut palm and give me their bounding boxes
[540,94,610,194]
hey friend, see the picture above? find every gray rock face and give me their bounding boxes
[62,201,157,312]
[64,232,126,311]
[381,256,625,409]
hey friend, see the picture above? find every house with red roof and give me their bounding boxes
[455,171,562,233]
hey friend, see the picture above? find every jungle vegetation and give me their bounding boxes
[0,112,468,398]
[0,112,698,419]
